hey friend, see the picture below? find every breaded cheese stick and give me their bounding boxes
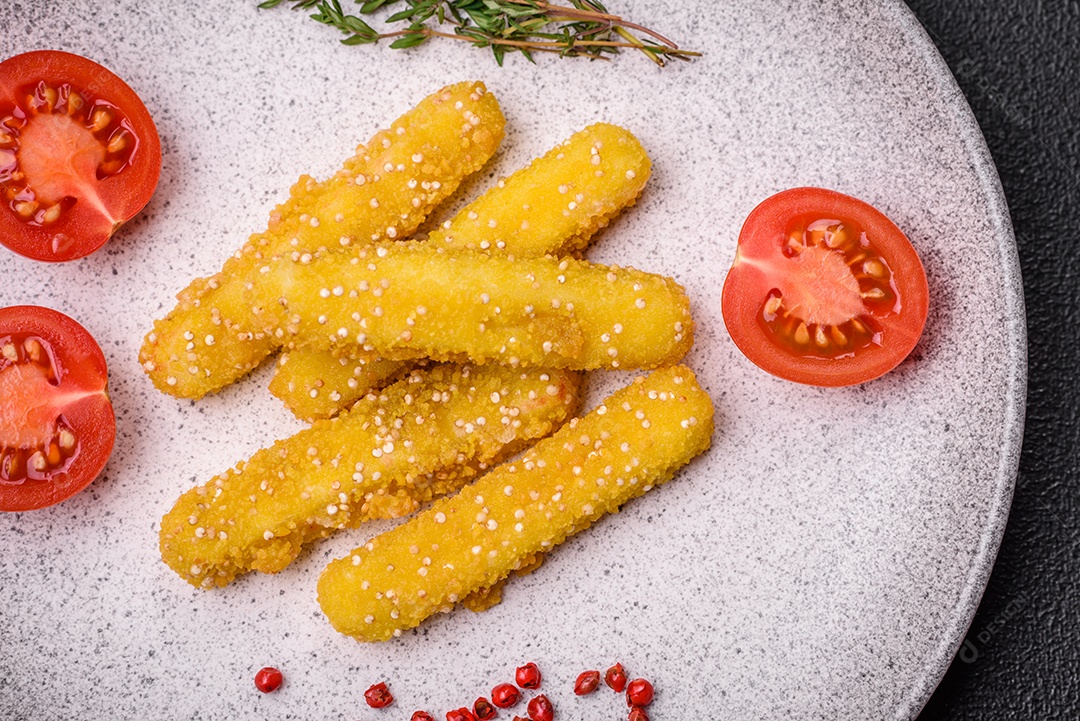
[426,121,651,258]
[139,81,504,399]
[252,243,694,370]
[271,352,408,422]
[317,365,714,641]
[269,123,652,421]
[159,363,581,588]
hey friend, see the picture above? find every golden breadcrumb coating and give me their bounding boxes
[427,121,651,258]
[269,122,651,421]
[252,242,694,370]
[270,351,408,422]
[317,365,714,641]
[140,81,505,399]
[159,364,581,588]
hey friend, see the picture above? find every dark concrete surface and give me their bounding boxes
[904,1,1080,718]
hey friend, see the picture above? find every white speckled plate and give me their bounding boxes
[0,1,1025,719]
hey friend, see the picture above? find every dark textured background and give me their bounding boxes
[902,1,1080,718]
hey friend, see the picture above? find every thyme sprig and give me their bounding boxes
[258,0,699,67]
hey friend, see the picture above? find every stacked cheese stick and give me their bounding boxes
[152,81,713,641]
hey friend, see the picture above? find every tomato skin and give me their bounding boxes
[721,188,929,386]
[0,50,161,262]
[0,306,115,512]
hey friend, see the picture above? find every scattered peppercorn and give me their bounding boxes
[492,682,522,708]
[626,678,654,708]
[605,663,628,693]
[347,660,652,721]
[365,681,394,708]
[254,667,283,693]
[446,707,478,721]
[473,697,496,720]
[574,670,601,695]
[526,693,554,721]
[516,663,542,690]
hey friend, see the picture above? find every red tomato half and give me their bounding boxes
[0,50,161,261]
[0,306,115,511]
[721,187,929,386]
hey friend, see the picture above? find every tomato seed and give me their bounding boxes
[58,428,76,451]
[626,679,654,707]
[515,662,542,689]
[89,107,111,133]
[526,694,554,721]
[99,158,124,175]
[41,203,61,224]
[814,325,829,348]
[604,663,627,693]
[66,92,84,114]
[106,129,127,154]
[39,85,58,112]
[23,338,42,361]
[863,259,886,278]
[824,224,850,249]
[1,450,24,481]
[793,322,810,345]
[862,287,886,300]
[364,681,394,708]
[254,667,283,693]
[491,682,521,708]
[574,670,600,695]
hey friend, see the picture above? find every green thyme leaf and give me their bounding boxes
[258,0,700,67]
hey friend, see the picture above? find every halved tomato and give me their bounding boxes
[721,187,929,386]
[0,50,161,261]
[0,306,115,511]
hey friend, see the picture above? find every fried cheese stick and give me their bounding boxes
[159,363,581,588]
[271,352,407,422]
[317,365,714,641]
[140,81,504,399]
[425,121,650,258]
[269,123,652,421]
[252,243,694,371]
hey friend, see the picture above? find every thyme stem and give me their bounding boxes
[515,0,681,49]
[261,0,700,67]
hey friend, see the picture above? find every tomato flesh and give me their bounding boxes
[0,51,160,261]
[0,307,114,511]
[757,212,899,361]
[722,188,928,386]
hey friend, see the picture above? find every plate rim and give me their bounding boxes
[886,1,1028,716]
